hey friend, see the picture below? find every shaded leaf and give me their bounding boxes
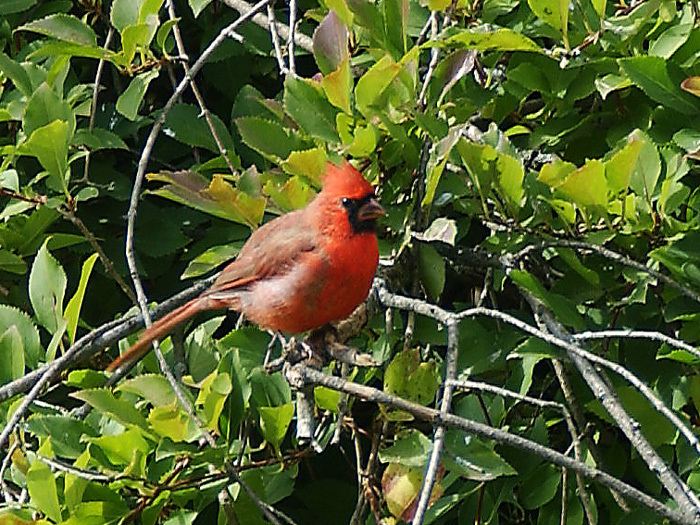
[313,10,349,75]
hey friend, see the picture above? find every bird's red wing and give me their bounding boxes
[207,209,317,294]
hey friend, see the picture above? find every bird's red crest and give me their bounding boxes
[321,162,374,198]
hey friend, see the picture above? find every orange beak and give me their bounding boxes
[357,197,385,222]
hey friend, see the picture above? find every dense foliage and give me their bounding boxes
[2,0,700,524]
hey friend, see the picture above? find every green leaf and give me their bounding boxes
[595,73,632,100]
[456,139,524,213]
[0,305,41,368]
[0,326,24,384]
[382,0,408,58]
[189,0,213,17]
[557,159,608,209]
[118,374,177,406]
[0,0,37,15]
[650,23,692,59]
[283,76,340,143]
[149,405,199,442]
[355,55,400,116]
[23,82,75,138]
[235,116,301,161]
[314,386,341,412]
[18,14,98,46]
[379,429,433,467]
[182,242,241,279]
[322,58,352,114]
[88,428,150,472]
[0,52,32,96]
[418,243,445,301]
[282,148,328,181]
[196,371,232,429]
[519,463,560,509]
[445,27,542,53]
[619,56,700,115]
[528,0,568,38]
[0,249,27,274]
[64,253,98,345]
[121,23,156,64]
[605,139,642,194]
[628,129,661,199]
[73,128,128,150]
[444,432,517,480]
[29,239,67,334]
[148,171,266,227]
[164,103,235,153]
[26,415,98,458]
[384,348,439,406]
[156,18,180,51]
[116,69,160,120]
[111,0,140,31]
[29,41,118,63]
[258,403,294,452]
[25,120,72,193]
[27,461,62,522]
[71,388,151,431]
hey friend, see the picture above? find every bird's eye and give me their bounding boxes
[341,197,352,208]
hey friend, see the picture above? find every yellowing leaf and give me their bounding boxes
[322,58,352,114]
[147,170,266,228]
[557,159,608,208]
[282,148,328,182]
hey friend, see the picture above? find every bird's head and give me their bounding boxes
[320,162,385,234]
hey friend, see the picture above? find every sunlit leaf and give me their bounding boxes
[148,170,266,227]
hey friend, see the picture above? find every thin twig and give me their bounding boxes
[221,0,313,51]
[81,27,115,183]
[164,0,238,174]
[514,239,700,304]
[411,320,458,525]
[418,11,439,109]
[286,0,296,75]
[572,329,700,360]
[267,4,289,74]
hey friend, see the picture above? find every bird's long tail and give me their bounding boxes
[107,297,208,372]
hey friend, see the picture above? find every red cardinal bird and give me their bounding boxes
[108,162,384,372]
